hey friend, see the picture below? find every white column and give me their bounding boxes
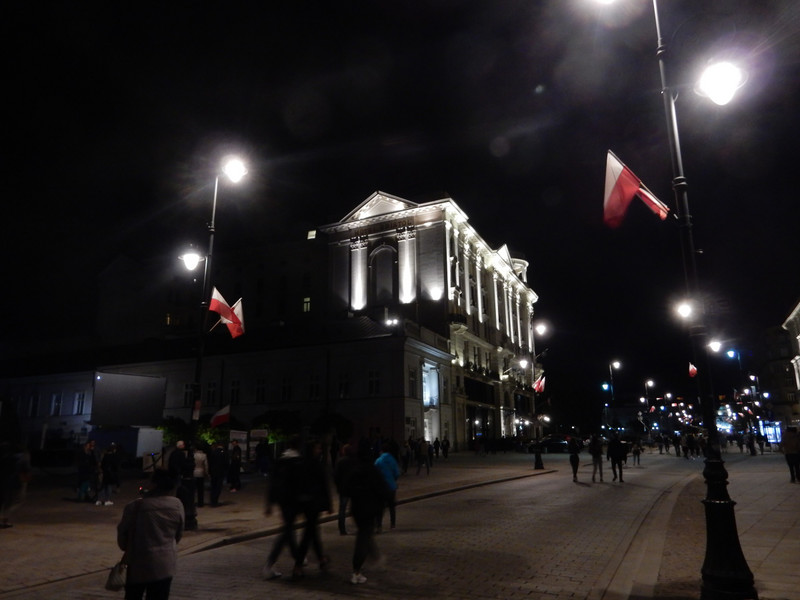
[350,236,368,310]
[445,222,453,301]
[463,241,472,315]
[475,254,484,323]
[397,226,417,304]
[492,272,501,331]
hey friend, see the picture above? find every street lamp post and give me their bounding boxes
[649,2,757,597]
[608,360,620,428]
[184,157,247,424]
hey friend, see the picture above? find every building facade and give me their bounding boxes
[1,192,540,453]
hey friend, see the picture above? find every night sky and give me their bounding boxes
[6,1,800,422]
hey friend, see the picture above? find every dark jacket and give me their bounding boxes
[345,459,388,519]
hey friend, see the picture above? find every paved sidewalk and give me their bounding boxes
[0,449,796,599]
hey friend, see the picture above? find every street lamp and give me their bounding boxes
[595,2,755,598]
[655,2,749,597]
[607,360,621,424]
[184,156,247,423]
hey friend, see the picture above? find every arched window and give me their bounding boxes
[370,245,397,305]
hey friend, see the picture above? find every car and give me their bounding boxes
[529,436,570,453]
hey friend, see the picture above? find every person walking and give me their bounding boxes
[441,436,450,459]
[117,468,184,600]
[607,433,626,483]
[228,440,242,492]
[567,437,581,482]
[76,440,99,503]
[416,439,430,475]
[374,442,400,532]
[334,444,358,535]
[781,426,800,483]
[631,440,642,466]
[97,443,120,506]
[263,436,303,580]
[192,444,209,508]
[345,447,387,585]
[588,434,604,483]
[207,442,227,507]
[293,440,332,578]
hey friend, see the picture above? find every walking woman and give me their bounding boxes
[117,469,184,600]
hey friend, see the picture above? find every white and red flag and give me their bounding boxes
[689,362,698,378]
[208,287,245,338]
[533,375,546,393]
[210,404,230,428]
[604,150,670,227]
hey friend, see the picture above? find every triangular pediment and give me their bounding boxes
[495,244,513,267]
[340,191,420,223]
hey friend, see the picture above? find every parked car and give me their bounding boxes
[529,436,570,453]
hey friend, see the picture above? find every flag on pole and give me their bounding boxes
[208,287,245,338]
[689,362,698,378]
[209,287,235,322]
[210,404,230,428]
[533,375,546,393]
[604,150,670,227]
[225,299,245,338]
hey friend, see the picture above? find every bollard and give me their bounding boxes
[534,450,544,470]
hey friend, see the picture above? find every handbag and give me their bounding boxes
[105,561,127,591]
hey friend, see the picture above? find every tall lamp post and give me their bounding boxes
[648,2,755,597]
[181,157,247,424]
[608,360,621,428]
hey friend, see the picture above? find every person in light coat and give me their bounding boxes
[117,469,184,600]
[192,446,209,508]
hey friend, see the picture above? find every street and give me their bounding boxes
[2,450,796,600]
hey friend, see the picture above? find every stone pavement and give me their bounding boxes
[0,448,797,599]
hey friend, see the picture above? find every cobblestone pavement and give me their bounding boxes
[0,449,797,600]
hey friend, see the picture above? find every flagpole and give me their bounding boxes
[652,1,756,598]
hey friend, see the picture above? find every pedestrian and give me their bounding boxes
[673,435,681,457]
[568,437,580,482]
[416,439,430,475]
[374,442,400,531]
[400,440,412,474]
[663,434,671,454]
[97,443,120,506]
[588,434,604,483]
[433,437,441,459]
[345,447,387,584]
[781,426,800,483]
[192,444,209,508]
[656,434,664,455]
[441,436,450,459]
[631,440,642,466]
[76,440,99,502]
[0,442,31,528]
[207,442,228,507]
[228,440,242,492]
[747,433,757,456]
[263,436,303,580]
[117,468,184,600]
[607,433,626,482]
[293,440,332,578]
[334,443,358,535]
[168,441,197,530]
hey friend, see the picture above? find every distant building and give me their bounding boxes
[1,192,541,453]
[780,299,800,428]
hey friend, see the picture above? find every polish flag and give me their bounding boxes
[210,404,230,428]
[604,150,670,227]
[225,299,245,339]
[533,375,546,393]
[209,287,235,322]
[689,362,698,378]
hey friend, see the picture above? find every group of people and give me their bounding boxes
[571,433,634,483]
[264,436,400,585]
[76,439,121,506]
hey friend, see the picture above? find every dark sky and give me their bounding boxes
[6,1,800,417]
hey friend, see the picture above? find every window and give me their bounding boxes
[29,394,39,418]
[256,378,267,404]
[183,384,194,408]
[370,245,397,305]
[74,392,85,415]
[303,297,312,313]
[409,368,418,399]
[50,392,63,416]
[230,380,240,405]
[368,370,381,396]
[338,372,350,399]
[308,375,320,400]
[281,376,292,402]
[207,382,217,407]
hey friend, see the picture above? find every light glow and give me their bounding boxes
[697,62,744,106]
